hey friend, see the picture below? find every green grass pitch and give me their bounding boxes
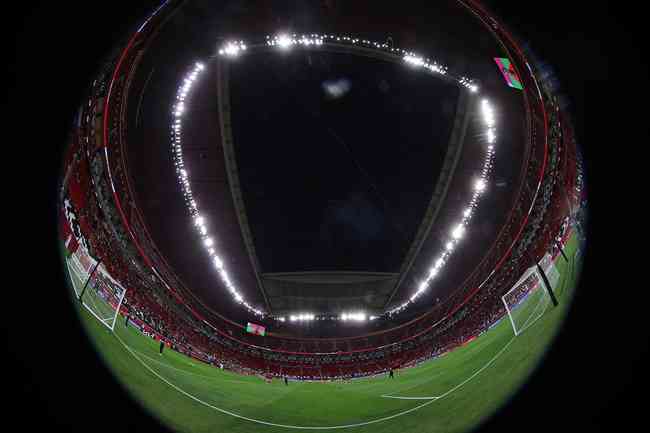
[68,234,581,433]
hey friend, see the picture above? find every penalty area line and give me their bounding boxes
[113,329,517,429]
[381,335,515,401]
[381,395,438,400]
[113,332,436,430]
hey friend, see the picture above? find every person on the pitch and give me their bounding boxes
[159,339,165,355]
[284,376,288,386]
[389,368,394,379]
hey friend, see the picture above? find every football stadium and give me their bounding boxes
[57,1,587,432]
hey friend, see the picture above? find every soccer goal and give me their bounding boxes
[502,253,560,336]
[66,248,126,331]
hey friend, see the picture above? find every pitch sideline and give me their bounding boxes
[113,330,515,430]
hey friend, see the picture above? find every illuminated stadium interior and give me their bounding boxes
[56,1,588,432]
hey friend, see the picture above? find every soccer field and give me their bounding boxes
[69,234,580,433]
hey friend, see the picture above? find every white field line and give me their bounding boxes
[381,336,515,401]
[115,332,438,430]
[436,336,515,400]
[113,329,515,429]
[377,370,445,398]
[130,348,260,385]
[106,249,577,429]
[380,395,438,400]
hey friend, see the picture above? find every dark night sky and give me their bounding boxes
[7,1,650,433]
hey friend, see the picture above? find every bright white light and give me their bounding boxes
[403,55,424,67]
[277,34,292,48]
[487,129,496,143]
[341,312,366,321]
[213,255,223,269]
[451,224,465,240]
[172,37,493,320]
[223,43,241,57]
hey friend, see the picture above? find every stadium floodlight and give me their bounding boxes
[194,215,204,226]
[403,55,424,67]
[277,34,293,49]
[487,129,496,143]
[171,38,496,320]
[451,224,465,240]
[204,237,214,247]
[213,255,223,269]
[482,101,495,127]
[219,41,246,57]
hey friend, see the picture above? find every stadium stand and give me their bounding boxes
[60,0,581,380]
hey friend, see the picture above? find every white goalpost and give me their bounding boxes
[66,247,127,331]
[501,253,560,336]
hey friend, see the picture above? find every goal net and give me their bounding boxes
[66,248,126,331]
[502,253,560,336]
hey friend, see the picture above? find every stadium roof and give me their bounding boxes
[125,0,527,331]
